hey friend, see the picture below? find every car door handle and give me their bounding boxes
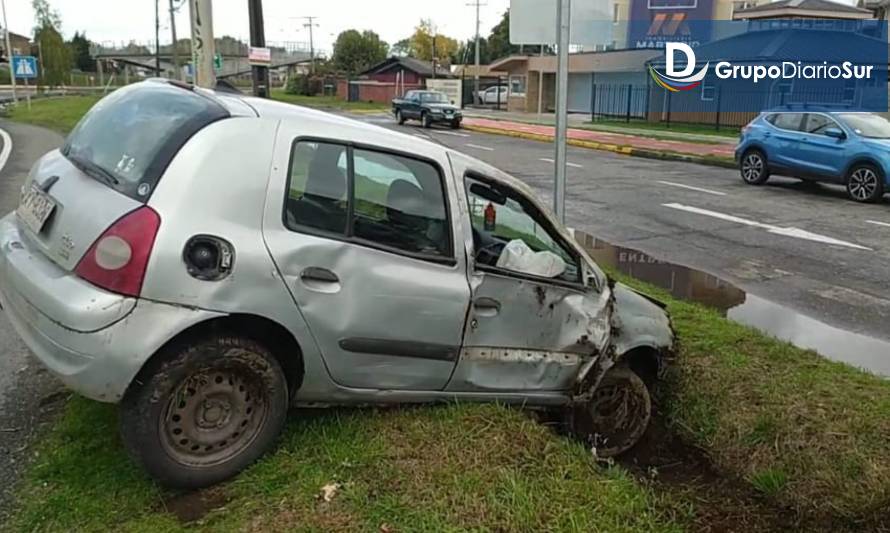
[300,267,339,283]
[473,297,501,317]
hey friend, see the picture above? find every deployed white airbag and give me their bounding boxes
[496,239,566,278]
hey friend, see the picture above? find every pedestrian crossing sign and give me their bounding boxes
[12,56,38,79]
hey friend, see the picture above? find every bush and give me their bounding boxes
[285,74,322,96]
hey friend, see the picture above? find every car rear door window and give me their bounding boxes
[770,113,805,131]
[61,83,228,202]
[285,141,452,260]
[352,149,451,257]
[286,141,349,234]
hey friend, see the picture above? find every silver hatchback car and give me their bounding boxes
[0,80,673,488]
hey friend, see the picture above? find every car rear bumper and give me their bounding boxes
[0,213,225,403]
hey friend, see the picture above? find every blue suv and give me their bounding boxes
[735,110,890,203]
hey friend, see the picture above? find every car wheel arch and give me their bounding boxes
[126,313,305,402]
[844,157,885,182]
[618,345,665,388]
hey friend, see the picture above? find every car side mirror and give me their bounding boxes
[824,127,846,139]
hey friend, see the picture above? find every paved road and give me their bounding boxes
[0,121,67,521]
[362,113,890,343]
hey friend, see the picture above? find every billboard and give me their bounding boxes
[510,0,614,47]
[627,0,715,49]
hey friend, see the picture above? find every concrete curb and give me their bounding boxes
[461,124,737,169]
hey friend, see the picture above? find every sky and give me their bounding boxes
[3,0,512,55]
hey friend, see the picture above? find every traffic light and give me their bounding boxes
[213,53,223,72]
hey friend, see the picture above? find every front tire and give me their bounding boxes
[846,164,884,203]
[570,366,652,458]
[740,149,770,185]
[421,112,432,129]
[120,335,289,489]
[450,119,461,130]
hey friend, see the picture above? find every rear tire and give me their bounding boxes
[395,109,405,125]
[422,112,432,129]
[120,335,288,489]
[846,163,884,203]
[740,149,770,185]
[570,366,652,458]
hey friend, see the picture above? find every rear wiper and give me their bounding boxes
[66,154,120,186]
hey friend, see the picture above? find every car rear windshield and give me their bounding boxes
[837,113,890,139]
[61,82,229,201]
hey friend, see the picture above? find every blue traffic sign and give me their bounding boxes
[12,56,38,79]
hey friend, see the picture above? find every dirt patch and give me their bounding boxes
[619,417,800,533]
[161,487,231,524]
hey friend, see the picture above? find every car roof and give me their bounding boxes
[146,80,524,192]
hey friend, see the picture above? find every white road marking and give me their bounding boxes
[0,128,11,174]
[866,220,890,228]
[413,133,429,138]
[539,157,583,168]
[466,143,494,151]
[434,130,470,137]
[657,180,727,196]
[663,202,873,251]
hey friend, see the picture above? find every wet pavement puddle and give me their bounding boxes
[573,231,890,377]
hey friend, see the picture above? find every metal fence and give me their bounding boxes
[589,83,880,130]
[460,76,508,111]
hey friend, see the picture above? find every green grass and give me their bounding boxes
[608,268,890,524]
[272,91,388,112]
[5,95,101,134]
[4,401,688,532]
[586,118,741,140]
[6,91,890,530]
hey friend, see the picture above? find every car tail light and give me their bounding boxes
[75,206,161,297]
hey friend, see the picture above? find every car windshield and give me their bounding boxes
[837,113,890,139]
[421,92,448,103]
[61,82,229,201]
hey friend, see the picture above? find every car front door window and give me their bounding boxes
[465,176,580,284]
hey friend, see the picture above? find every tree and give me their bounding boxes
[68,31,94,72]
[391,38,411,57]
[452,38,489,66]
[31,0,61,33]
[332,29,388,76]
[408,19,458,64]
[32,0,71,87]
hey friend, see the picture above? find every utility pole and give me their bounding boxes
[155,0,161,76]
[467,0,485,104]
[553,0,571,223]
[295,16,318,75]
[248,0,269,97]
[432,34,437,79]
[169,0,181,80]
[189,0,216,87]
[1,0,16,103]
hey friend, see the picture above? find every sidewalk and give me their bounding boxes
[462,108,737,145]
[461,115,736,167]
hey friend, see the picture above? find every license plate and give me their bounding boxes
[17,184,56,234]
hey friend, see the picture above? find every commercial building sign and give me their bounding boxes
[627,0,715,49]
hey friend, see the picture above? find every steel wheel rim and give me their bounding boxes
[849,168,878,200]
[160,369,268,467]
[587,380,648,454]
[742,153,763,182]
[395,110,401,121]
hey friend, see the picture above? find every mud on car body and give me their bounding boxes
[0,80,673,488]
